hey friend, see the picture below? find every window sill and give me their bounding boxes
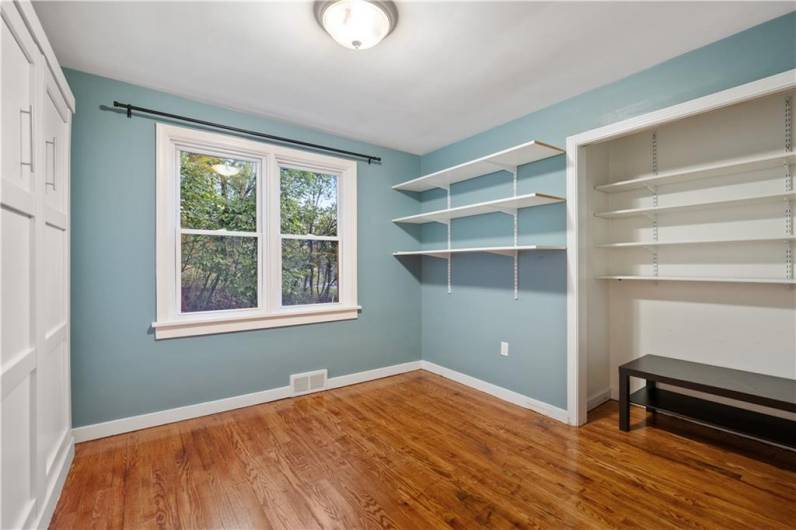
[152,305,361,339]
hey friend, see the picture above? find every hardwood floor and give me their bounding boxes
[51,370,795,529]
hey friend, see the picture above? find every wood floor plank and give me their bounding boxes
[51,370,796,529]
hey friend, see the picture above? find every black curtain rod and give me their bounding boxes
[110,101,382,165]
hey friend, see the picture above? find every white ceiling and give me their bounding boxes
[35,1,794,155]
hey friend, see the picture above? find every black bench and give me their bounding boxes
[618,355,796,450]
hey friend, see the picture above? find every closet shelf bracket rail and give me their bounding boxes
[651,132,659,277]
[446,184,452,294]
[785,95,793,280]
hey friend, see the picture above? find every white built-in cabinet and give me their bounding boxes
[1,1,75,528]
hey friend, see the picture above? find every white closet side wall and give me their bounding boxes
[582,144,612,408]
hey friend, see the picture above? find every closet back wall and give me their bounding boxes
[67,69,422,428]
[417,11,796,410]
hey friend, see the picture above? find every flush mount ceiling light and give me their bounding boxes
[211,162,241,177]
[314,0,398,50]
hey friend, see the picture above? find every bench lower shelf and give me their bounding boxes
[630,387,796,450]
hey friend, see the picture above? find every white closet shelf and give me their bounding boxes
[595,151,796,193]
[392,192,565,224]
[598,275,796,285]
[393,245,566,258]
[393,140,564,192]
[594,190,796,219]
[597,235,796,248]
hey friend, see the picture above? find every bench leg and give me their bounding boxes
[646,381,657,417]
[619,370,630,432]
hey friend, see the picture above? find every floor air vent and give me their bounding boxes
[290,369,328,395]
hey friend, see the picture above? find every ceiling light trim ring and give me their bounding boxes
[314,0,399,50]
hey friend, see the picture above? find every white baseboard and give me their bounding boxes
[73,360,422,443]
[327,361,422,390]
[73,359,568,442]
[587,388,612,411]
[419,361,569,423]
[34,436,74,529]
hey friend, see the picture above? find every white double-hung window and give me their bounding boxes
[153,124,358,339]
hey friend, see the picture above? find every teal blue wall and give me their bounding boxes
[67,70,422,427]
[415,12,796,409]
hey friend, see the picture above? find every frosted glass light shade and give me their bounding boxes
[315,0,398,50]
[211,163,241,177]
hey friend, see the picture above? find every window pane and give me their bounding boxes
[181,234,257,312]
[282,239,339,305]
[180,151,257,232]
[280,168,337,236]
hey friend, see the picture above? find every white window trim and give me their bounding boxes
[153,123,358,339]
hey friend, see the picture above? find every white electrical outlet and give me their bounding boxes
[500,341,509,356]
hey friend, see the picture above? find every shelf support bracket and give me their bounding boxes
[786,95,792,154]
[444,184,452,294]
[511,167,519,299]
[513,250,519,300]
[484,249,517,257]
[651,133,659,277]
[513,207,519,299]
[512,168,518,197]
[652,131,658,174]
[484,160,517,174]
[785,96,793,191]
[785,97,793,281]
[431,181,449,192]
[786,96,793,192]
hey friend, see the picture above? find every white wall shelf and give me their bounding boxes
[597,235,796,248]
[594,190,796,219]
[393,245,566,258]
[598,275,796,285]
[393,140,564,192]
[393,192,565,225]
[595,150,796,193]
[392,138,566,299]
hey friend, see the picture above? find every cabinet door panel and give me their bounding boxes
[43,223,67,336]
[1,9,37,191]
[1,372,36,530]
[1,207,34,366]
[42,73,70,216]
[39,223,69,482]
[38,339,68,476]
